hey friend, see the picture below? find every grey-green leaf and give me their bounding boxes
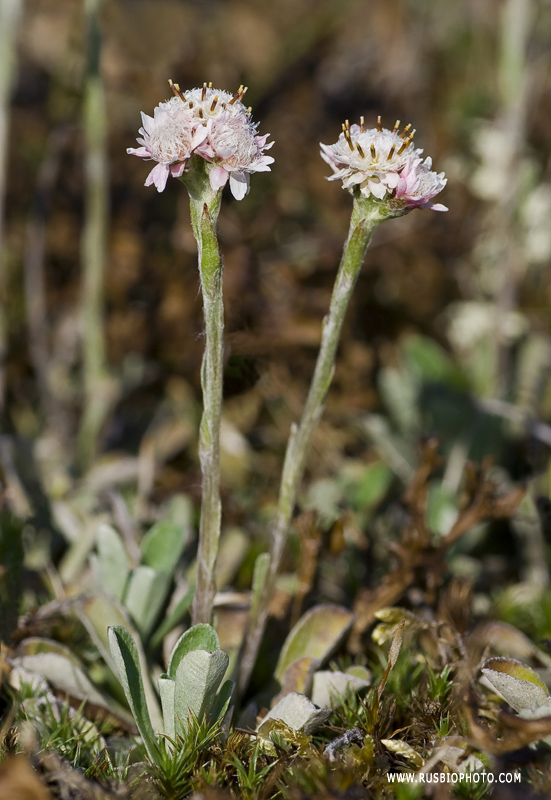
[208,678,235,727]
[123,565,171,639]
[13,651,109,710]
[108,625,159,761]
[92,523,130,602]
[275,604,355,685]
[257,692,331,737]
[167,623,220,680]
[78,593,162,731]
[158,673,176,740]
[140,520,188,573]
[173,648,229,736]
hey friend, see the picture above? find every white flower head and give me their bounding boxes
[321,116,447,212]
[127,96,207,192]
[128,81,274,199]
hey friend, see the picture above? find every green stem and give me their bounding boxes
[186,168,224,626]
[238,198,383,694]
[0,0,22,420]
[78,0,111,470]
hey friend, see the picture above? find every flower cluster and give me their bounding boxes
[320,117,447,212]
[127,82,274,198]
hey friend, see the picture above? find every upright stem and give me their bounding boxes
[238,198,382,694]
[186,171,224,625]
[0,0,22,419]
[78,0,110,469]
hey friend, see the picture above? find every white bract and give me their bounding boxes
[321,117,447,212]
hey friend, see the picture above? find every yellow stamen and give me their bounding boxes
[399,123,412,139]
[387,144,396,160]
[342,123,354,151]
[356,143,365,158]
[230,84,248,104]
[360,116,365,133]
[376,115,382,132]
[202,82,208,101]
[398,131,416,154]
[168,79,184,100]
[210,96,219,112]
[392,120,400,133]
[370,144,376,159]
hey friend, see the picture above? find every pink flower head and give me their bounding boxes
[178,81,274,200]
[128,82,274,199]
[320,117,447,212]
[197,114,274,200]
[127,97,207,192]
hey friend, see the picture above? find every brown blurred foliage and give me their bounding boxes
[3,0,551,502]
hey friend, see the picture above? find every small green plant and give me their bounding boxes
[91,513,191,645]
[427,664,453,703]
[108,622,233,762]
[147,717,222,799]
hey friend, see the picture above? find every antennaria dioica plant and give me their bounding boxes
[238,116,447,693]
[127,81,274,625]
[127,86,446,694]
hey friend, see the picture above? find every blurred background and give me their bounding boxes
[1,0,551,602]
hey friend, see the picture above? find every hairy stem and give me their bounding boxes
[238,198,382,694]
[187,171,224,625]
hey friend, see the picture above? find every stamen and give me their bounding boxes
[399,123,412,139]
[202,82,208,101]
[376,115,382,132]
[392,120,400,133]
[198,109,204,118]
[398,131,416,154]
[168,79,184,100]
[360,116,365,133]
[210,96,219,112]
[356,143,365,158]
[230,84,248,104]
[387,144,396,160]
[342,122,354,151]
[246,107,252,116]
[370,144,376,159]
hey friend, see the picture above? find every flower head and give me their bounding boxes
[127,97,207,192]
[321,117,447,212]
[128,81,274,199]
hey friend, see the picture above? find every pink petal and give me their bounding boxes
[127,146,151,159]
[209,165,229,191]
[171,161,187,178]
[144,162,170,192]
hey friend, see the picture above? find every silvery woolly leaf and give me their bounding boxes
[481,657,550,713]
[173,648,229,736]
[108,625,160,761]
[158,673,176,739]
[311,668,370,710]
[275,604,354,685]
[92,523,130,601]
[167,623,220,679]
[123,565,171,640]
[140,519,188,573]
[257,692,331,738]
[78,593,162,730]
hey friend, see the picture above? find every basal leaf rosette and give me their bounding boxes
[321,116,447,217]
[127,81,274,199]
